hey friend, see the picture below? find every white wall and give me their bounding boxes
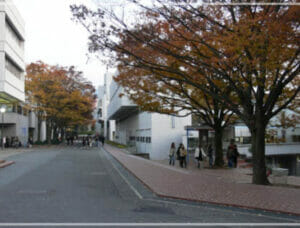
[151,113,191,160]
[114,110,191,160]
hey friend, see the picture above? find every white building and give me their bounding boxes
[95,71,115,140]
[0,0,33,145]
[0,0,25,103]
[107,78,191,160]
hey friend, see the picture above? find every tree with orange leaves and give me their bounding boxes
[26,61,96,143]
[71,0,300,185]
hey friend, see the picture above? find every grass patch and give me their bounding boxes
[106,140,128,149]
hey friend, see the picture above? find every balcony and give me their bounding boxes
[107,85,138,121]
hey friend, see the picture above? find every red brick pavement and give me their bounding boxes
[104,144,300,216]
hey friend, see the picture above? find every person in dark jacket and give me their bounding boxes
[207,144,213,168]
[227,139,239,168]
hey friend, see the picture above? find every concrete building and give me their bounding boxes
[0,0,25,103]
[107,78,191,160]
[95,72,115,140]
[0,0,32,145]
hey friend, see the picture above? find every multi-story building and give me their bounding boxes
[0,0,31,145]
[95,71,115,140]
[107,77,191,160]
[0,0,25,103]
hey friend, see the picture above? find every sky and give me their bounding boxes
[13,0,107,88]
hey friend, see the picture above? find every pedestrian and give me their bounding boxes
[100,135,105,146]
[194,144,203,168]
[15,136,19,149]
[227,139,239,168]
[88,137,92,148]
[169,142,176,166]
[179,144,187,168]
[207,144,213,168]
[82,137,86,147]
[27,137,33,148]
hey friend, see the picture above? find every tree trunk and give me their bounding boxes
[61,128,65,142]
[46,120,51,144]
[251,121,270,185]
[37,118,41,142]
[214,127,224,167]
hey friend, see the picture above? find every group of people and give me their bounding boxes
[169,142,213,169]
[168,139,239,169]
[169,142,188,168]
[81,135,105,148]
[2,136,22,148]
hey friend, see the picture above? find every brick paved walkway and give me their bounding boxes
[104,144,300,216]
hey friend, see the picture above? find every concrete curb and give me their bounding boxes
[104,145,300,217]
[0,161,15,168]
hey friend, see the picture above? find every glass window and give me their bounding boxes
[17,105,22,114]
[5,19,23,48]
[5,57,22,79]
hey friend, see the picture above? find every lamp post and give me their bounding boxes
[0,106,6,150]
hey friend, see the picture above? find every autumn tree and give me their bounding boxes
[115,56,235,166]
[26,61,96,143]
[71,0,300,185]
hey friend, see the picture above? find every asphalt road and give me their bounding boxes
[0,146,299,225]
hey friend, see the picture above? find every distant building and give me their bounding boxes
[95,72,115,140]
[107,77,191,160]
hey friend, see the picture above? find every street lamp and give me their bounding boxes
[0,106,6,150]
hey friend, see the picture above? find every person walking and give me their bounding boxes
[179,144,187,168]
[227,139,239,168]
[169,142,176,166]
[194,144,203,168]
[207,144,213,168]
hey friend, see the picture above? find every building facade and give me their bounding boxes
[95,72,115,140]
[107,78,191,160]
[0,0,25,103]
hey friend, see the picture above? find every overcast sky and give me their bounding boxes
[13,0,106,88]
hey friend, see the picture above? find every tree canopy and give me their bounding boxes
[26,61,96,142]
[71,0,300,184]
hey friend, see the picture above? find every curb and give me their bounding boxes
[104,145,300,217]
[0,161,15,168]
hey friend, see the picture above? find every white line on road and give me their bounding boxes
[99,148,143,200]
[0,223,300,226]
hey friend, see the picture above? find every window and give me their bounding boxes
[5,19,23,48]
[12,104,17,113]
[5,57,22,79]
[17,105,22,114]
[146,137,151,143]
[129,136,135,141]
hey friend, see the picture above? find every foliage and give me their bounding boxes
[106,140,128,149]
[26,61,96,143]
[71,1,300,184]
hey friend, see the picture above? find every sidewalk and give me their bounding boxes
[0,147,34,161]
[104,144,300,216]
